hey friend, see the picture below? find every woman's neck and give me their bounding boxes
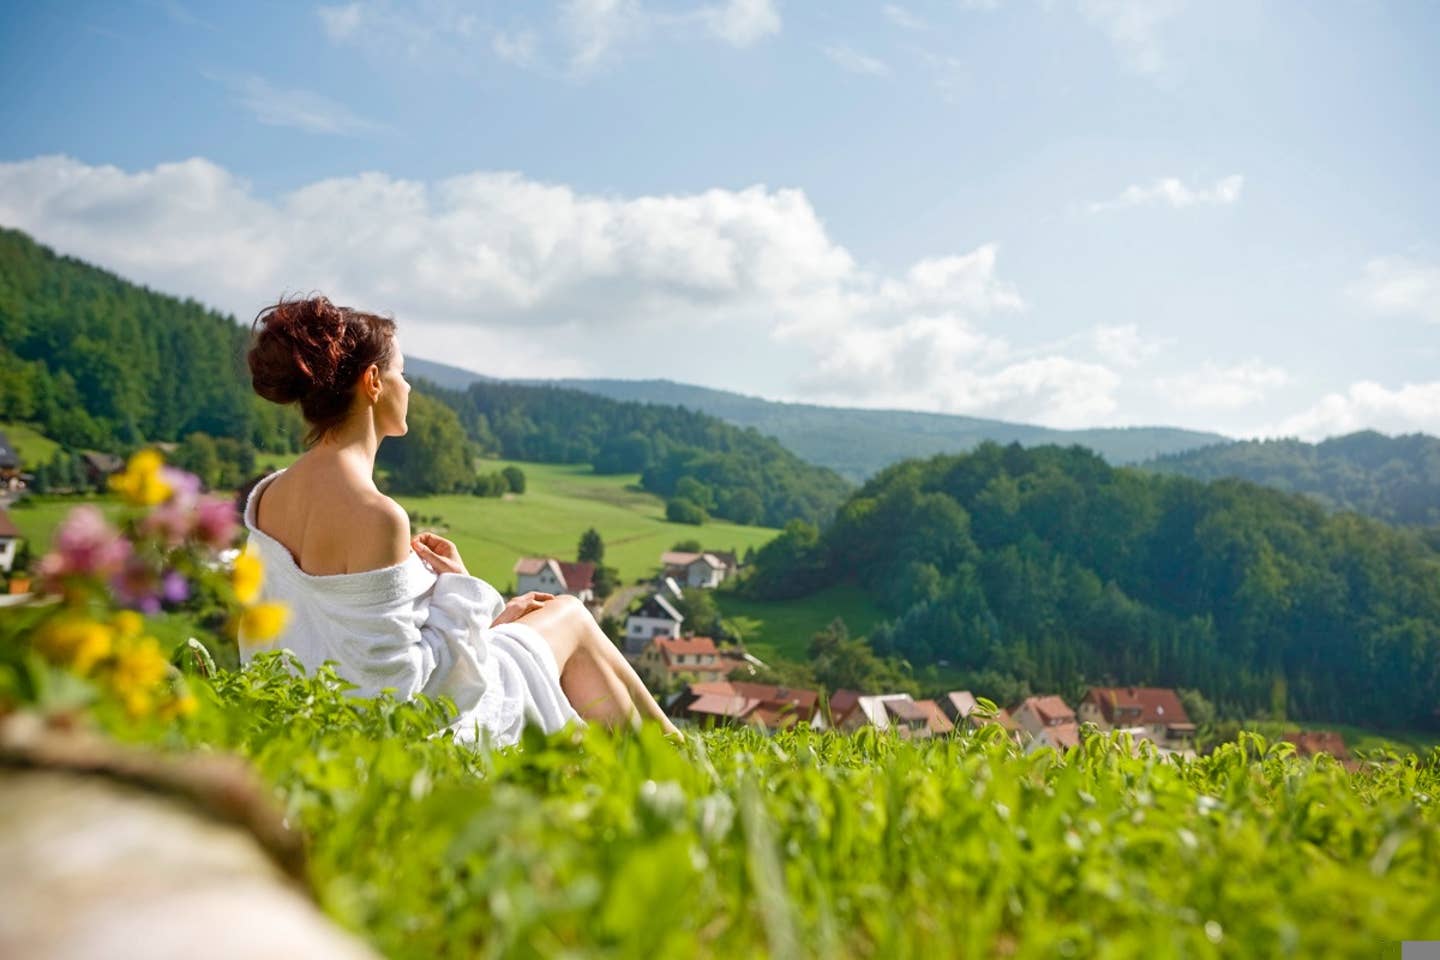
[307,414,382,481]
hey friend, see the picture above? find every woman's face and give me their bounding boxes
[376,340,411,438]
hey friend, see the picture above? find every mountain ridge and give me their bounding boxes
[405,357,1230,481]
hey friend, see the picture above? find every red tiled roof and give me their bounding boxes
[1022,695,1075,724]
[513,557,550,576]
[884,698,928,722]
[656,636,718,657]
[1047,723,1081,749]
[0,507,19,538]
[915,699,955,734]
[1282,730,1350,760]
[1083,687,1191,727]
[829,688,863,724]
[688,692,762,718]
[557,561,595,592]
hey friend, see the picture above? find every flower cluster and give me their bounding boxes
[18,449,288,720]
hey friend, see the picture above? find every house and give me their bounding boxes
[623,593,685,655]
[0,507,21,574]
[79,451,125,488]
[1281,730,1351,761]
[937,690,1020,738]
[513,557,595,604]
[0,431,24,491]
[671,680,824,731]
[913,699,956,736]
[1078,687,1195,750]
[1013,695,1081,751]
[635,636,734,687]
[660,551,730,589]
[829,691,938,738]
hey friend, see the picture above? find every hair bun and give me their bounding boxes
[246,294,398,446]
[247,296,357,403]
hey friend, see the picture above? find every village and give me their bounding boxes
[512,542,1360,763]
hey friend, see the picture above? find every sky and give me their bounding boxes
[1,0,1438,440]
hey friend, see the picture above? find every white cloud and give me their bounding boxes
[1077,0,1185,75]
[821,44,890,77]
[882,5,926,30]
[1268,381,1440,440]
[0,155,1106,422]
[1089,174,1243,213]
[1090,323,1161,368]
[221,76,385,136]
[1349,256,1440,324]
[699,0,780,47]
[560,0,645,72]
[316,0,479,60]
[492,29,540,67]
[1154,360,1290,410]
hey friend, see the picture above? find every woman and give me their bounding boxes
[238,295,679,744]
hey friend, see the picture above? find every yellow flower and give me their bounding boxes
[239,602,290,645]
[36,616,114,674]
[158,691,199,721]
[112,610,145,639]
[108,449,172,506]
[110,634,170,710]
[232,552,264,605]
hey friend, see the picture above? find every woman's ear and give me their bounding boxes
[366,363,383,402]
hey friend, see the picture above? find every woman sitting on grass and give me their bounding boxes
[239,295,679,745]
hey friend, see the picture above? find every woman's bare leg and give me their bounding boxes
[519,595,681,736]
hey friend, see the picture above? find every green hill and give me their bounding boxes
[745,441,1440,730]
[1143,430,1440,527]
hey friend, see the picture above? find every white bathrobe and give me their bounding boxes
[238,469,581,746]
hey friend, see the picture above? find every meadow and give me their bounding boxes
[76,655,1440,959]
[393,458,780,590]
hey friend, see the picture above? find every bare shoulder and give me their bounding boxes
[347,494,413,573]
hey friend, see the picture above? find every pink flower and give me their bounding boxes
[193,496,239,550]
[111,553,164,614]
[40,506,132,582]
[139,499,193,548]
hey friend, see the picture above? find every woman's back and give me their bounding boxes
[253,456,408,577]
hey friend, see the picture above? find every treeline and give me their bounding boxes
[745,442,1440,730]
[1144,431,1440,528]
[419,380,851,528]
[0,227,306,455]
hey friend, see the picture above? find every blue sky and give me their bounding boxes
[2,0,1438,438]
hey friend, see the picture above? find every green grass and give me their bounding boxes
[387,459,780,589]
[4,494,129,549]
[0,421,61,468]
[57,656,1440,958]
[713,585,888,663]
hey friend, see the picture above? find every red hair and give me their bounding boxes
[247,295,397,446]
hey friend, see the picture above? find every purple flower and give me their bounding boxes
[161,569,190,604]
[111,553,164,613]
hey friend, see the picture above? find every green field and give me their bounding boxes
[394,459,780,589]
[0,421,61,467]
[713,585,888,663]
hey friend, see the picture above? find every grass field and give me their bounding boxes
[712,585,889,663]
[1244,719,1440,757]
[394,459,780,589]
[0,421,61,467]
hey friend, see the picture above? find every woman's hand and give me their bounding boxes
[493,591,555,626]
[411,532,468,576]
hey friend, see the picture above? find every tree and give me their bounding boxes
[377,393,475,495]
[578,528,605,565]
[501,465,526,494]
[667,498,706,525]
[672,539,703,553]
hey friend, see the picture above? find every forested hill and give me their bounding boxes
[0,227,305,453]
[417,379,851,528]
[1143,431,1440,528]
[406,359,1231,481]
[746,442,1440,729]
